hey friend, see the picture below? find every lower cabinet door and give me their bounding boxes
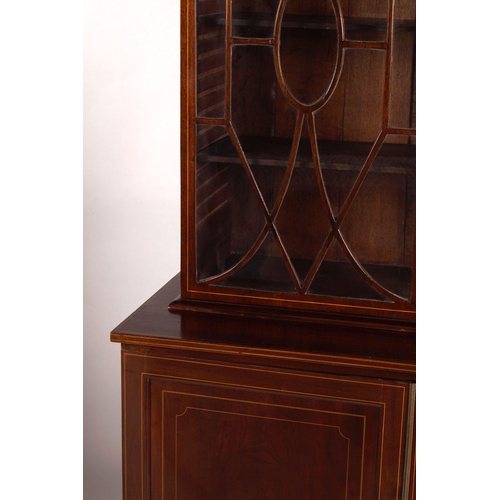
[122,349,410,500]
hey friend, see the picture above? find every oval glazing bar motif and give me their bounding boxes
[195,0,416,305]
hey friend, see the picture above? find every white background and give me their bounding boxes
[1,1,499,499]
[83,0,180,498]
[4,1,180,499]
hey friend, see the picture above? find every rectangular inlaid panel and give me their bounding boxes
[153,384,369,500]
[172,402,352,499]
[122,351,409,500]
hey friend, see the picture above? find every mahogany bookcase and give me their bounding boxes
[112,0,416,498]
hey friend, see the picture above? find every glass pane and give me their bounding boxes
[196,0,226,118]
[231,45,277,138]
[196,125,266,281]
[315,48,386,212]
[344,0,389,42]
[308,239,388,300]
[279,0,338,106]
[215,232,297,293]
[232,0,280,39]
[339,48,385,142]
[231,45,298,212]
[394,0,416,24]
[274,141,331,285]
[389,0,416,131]
[337,134,415,300]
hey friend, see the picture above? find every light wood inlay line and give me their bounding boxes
[117,335,415,374]
[159,388,370,421]
[173,406,353,500]
[128,352,409,395]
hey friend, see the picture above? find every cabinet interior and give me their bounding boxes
[193,0,415,306]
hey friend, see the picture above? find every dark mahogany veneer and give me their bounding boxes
[111,274,415,500]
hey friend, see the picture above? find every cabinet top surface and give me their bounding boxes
[111,274,415,380]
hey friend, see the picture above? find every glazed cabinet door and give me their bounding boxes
[182,0,416,321]
[122,348,411,499]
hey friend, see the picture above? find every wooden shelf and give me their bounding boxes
[202,13,416,32]
[197,135,416,174]
[215,254,412,301]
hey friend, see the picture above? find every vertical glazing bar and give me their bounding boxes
[183,0,197,292]
[225,0,232,122]
[383,0,395,129]
[411,237,416,304]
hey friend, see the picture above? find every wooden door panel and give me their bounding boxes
[123,350,409,500]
